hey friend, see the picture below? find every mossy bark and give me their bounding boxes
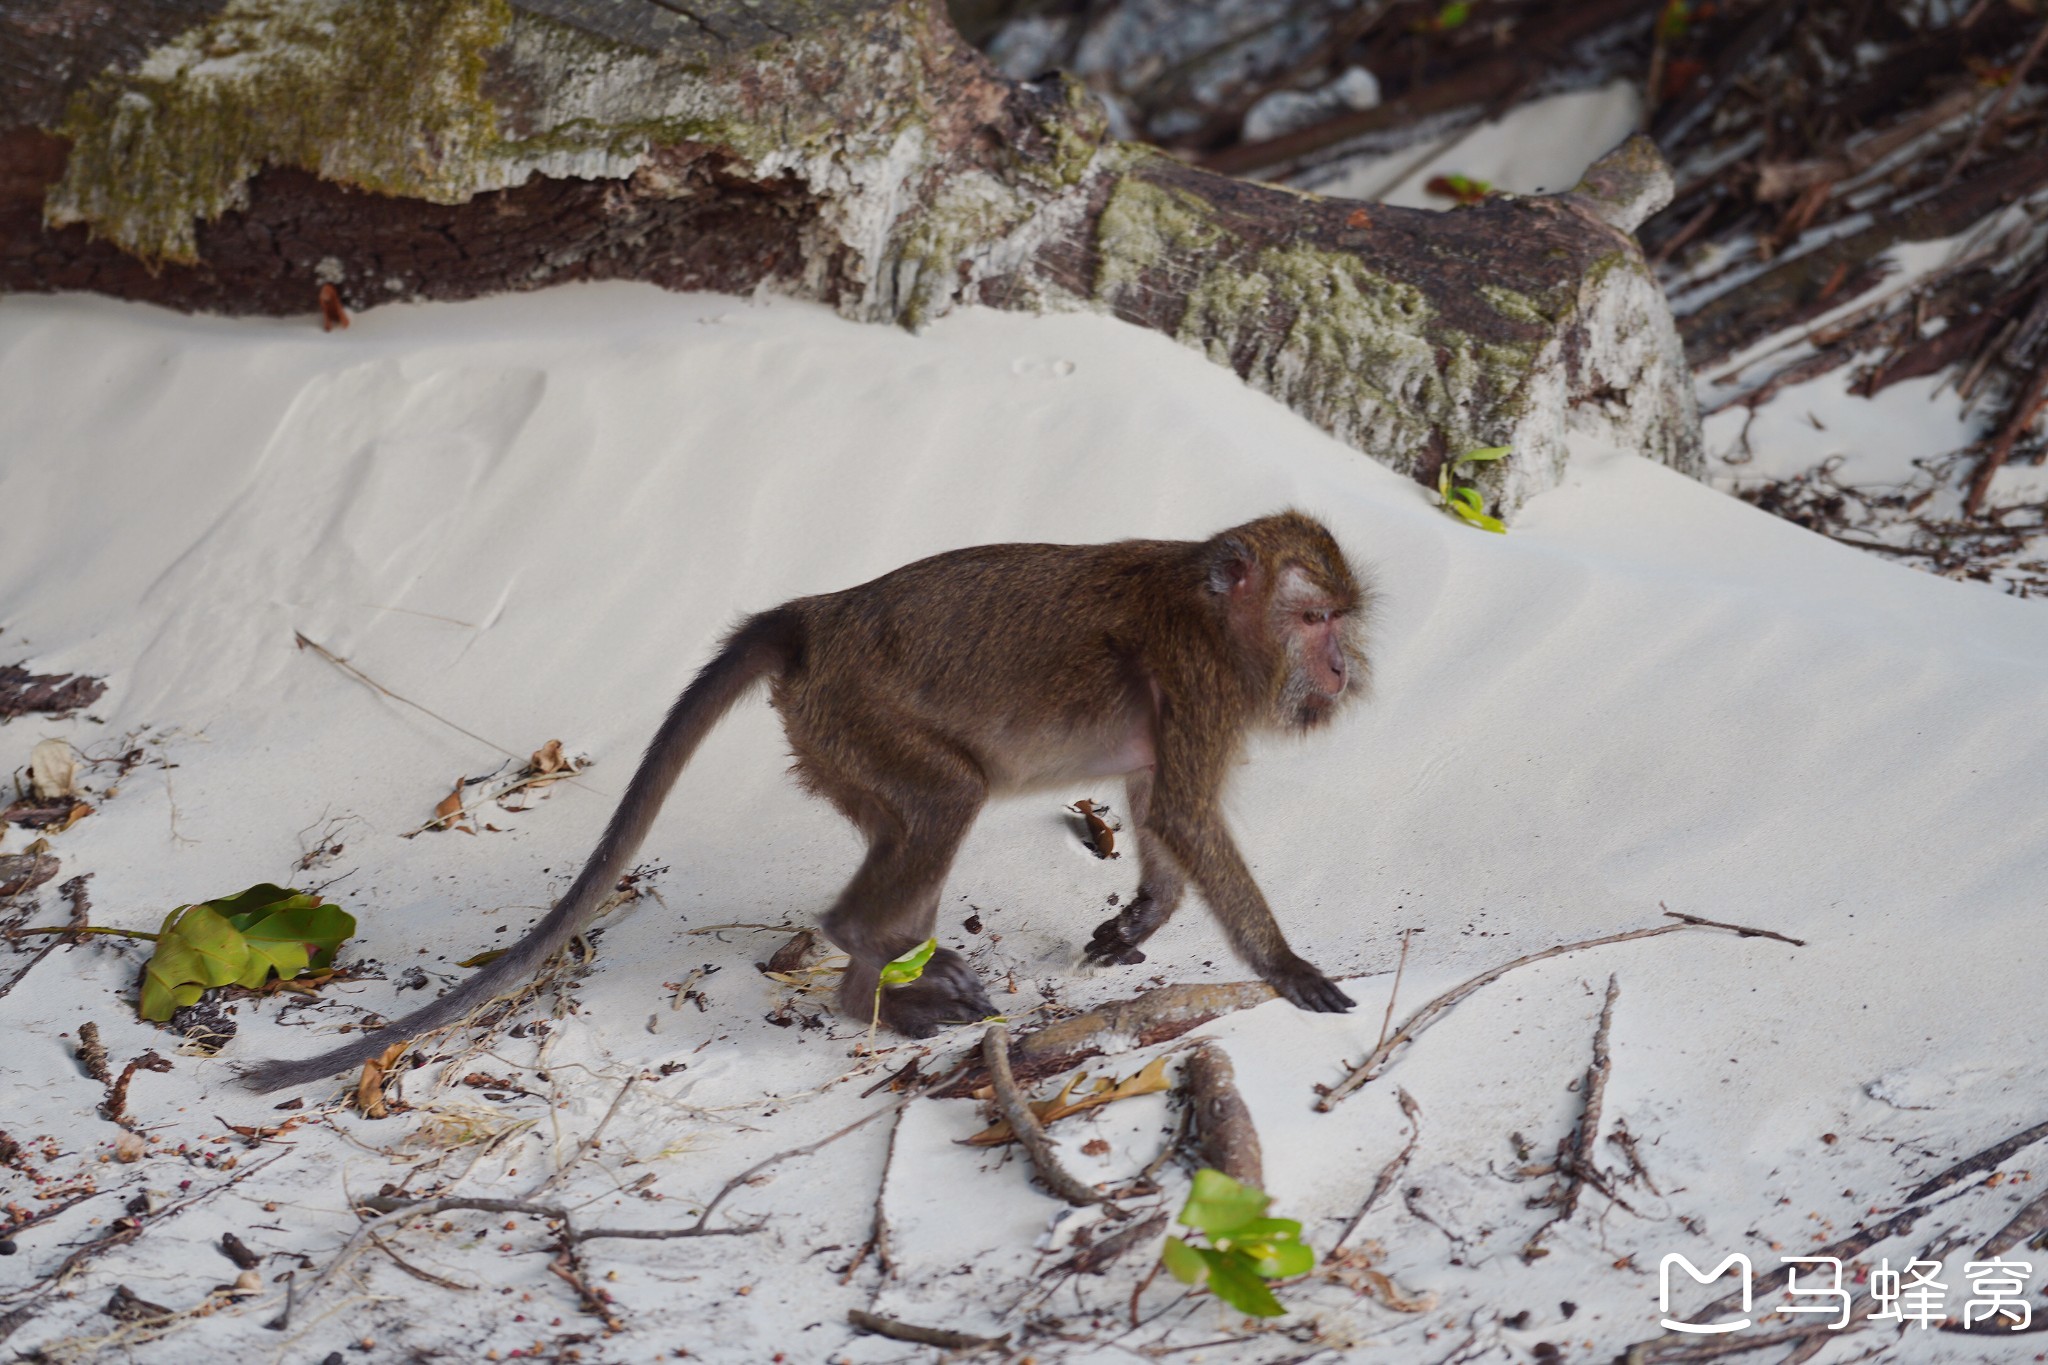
[0,0,1700,518]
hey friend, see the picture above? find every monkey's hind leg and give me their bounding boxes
[815,758,995,1039]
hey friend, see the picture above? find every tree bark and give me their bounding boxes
[0,0,1700,520]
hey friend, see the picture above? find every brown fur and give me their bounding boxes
[239,512,1369,1091]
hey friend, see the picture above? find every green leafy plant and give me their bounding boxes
[1160,1169,1315,1318]
[866,936,937,1050]
[138,884,354,1020]
[1437,446,1510,533]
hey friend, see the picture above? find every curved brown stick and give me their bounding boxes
[982,1024,1103,1207]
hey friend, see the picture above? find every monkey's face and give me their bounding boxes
[1270,565,1366,731]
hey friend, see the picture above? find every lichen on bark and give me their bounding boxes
[49,0,517,263]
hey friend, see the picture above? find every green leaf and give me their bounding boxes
[1450,486,1483,512]
[1448,498,1507,534]
[1179,1168,1271,1236]
[1214,1217,1304,1248]
[1205,1250,1287,1318]
[1437,1,1471,29]
[139,905,252,1021]
[879,937,937,986]
[1160,1235,1209,1285]
[1457,445,1511,464]
[1243,1240,1316,1280]
[211,882,312,925]
[137,883,354,1021]
[232,901,357,988]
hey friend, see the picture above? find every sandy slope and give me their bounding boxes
[1,285,2043,1363]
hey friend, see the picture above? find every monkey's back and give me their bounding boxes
[767,537,1217,791]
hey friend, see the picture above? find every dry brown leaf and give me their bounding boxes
[429,781,466,833]
[522,740,581,789]
[50,801,93,832]
[355,1041,410,1119]
[965,1054,1172,1146]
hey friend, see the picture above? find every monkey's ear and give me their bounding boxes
[1202,535,1255,596]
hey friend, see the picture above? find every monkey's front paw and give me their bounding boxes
[1267,959,1355,1014]
[878,948,996,1038]
[1080,917,1149,968]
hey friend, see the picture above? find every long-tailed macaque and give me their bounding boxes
[241,512,1370,1092]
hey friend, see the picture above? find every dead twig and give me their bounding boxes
[0,873,91,1003]
[686,1110,888,1232]
[982,1023,1103,1206]
[871,1103,904,1281]
[846,1308,1007,1351]
[1906,1115,2048,1202]
[1941,16,2048,189]
[366,1228,474,1291]
[1523,974,1621,1261]
[1,1153,287,1316]
[302,1191,763,1323]
[1317,911,1799,1111]
[102,1052,172,1130]
[1372,927,1415,1057]
[528,1075,636,1197]
[1979,1189,2048,1258]
[1332,1088,1421,1253]
[1965,352,2048,517]
[293,630,521,761]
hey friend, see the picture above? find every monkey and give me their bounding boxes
[239,511,1369,1093]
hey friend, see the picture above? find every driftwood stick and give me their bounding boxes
[936,981,1279,1098]
[1979,1189,2048,1258]
[1317,912,1798,1112]
[1523,974,1621,1260]
[982,1024,1102,1207]
[846,1308,1007,1351]
[1906,1115,2048,1202]
[1332,1088,1421,1253]
[1183,1043,1263,1190]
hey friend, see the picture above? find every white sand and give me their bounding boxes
[1,284,2042,1362]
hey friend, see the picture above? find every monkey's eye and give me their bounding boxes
[1301,610,1329,625]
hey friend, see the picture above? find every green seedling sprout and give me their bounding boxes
[1160,1168,1316,1318]
[1437,445,1510,533]
[866,936,937,1051]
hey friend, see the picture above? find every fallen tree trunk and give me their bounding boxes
[0,0,1700,519]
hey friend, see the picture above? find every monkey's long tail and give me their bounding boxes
[236,609,802,1094]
